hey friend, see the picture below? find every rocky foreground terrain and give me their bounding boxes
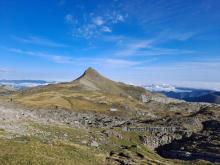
[0,68,219,165]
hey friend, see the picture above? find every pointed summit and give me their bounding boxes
[79,67,102,80]
[73,67,125,93]
[84,67,99,75]
[71,67,147,97]
[85,67,96,72]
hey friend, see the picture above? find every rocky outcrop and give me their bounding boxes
[138,128,191,150]
[156,120,220,163]
[106,145,149,165]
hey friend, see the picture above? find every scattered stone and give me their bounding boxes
[90,140,99,147]
[110,108,118,112]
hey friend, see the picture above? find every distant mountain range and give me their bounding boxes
[0,80,55,90]
[144,84,220,104]
[1,80,220,104]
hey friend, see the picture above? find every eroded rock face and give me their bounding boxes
[156,120,220,163]
[140,93,184,104]
[127,110,207,150]
[140,94,150,103]
[151,96,184,104]
[35,109,129,128]
[138,128,190,150]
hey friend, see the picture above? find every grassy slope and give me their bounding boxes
[0,123,212,165]
[0,124,105,165]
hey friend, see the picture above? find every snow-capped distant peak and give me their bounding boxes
[143,84,176,92]
[143,84,190,92]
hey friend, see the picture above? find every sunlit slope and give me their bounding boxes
[12,68,164,115]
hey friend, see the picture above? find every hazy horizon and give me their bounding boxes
[1,67,220,91]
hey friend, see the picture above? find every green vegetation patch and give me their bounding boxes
[0,137,105,165]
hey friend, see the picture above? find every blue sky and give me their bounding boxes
[0,0,220,89]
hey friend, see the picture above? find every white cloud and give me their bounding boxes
[48,55,75,64]
[113,14,125,23]
[157,30,198,42]
[110,32,196,57]
[95,35,195,57]
[65,7,127,39]
[114,40,152,56]
[65,14,76,24]
[75,24,98,39]
[93,16,105,26]
[7,48,75,64]
[93,58,141,68]
[12,36,69,48]
[6,48,142,68]
[0,68,10,73]
[101,26,112,33]
[128,47,195,57]
[72,16,112,38]
[130,58,220,86]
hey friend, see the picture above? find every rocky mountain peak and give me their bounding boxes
[78,67,103,81]
[84,67,98,75]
